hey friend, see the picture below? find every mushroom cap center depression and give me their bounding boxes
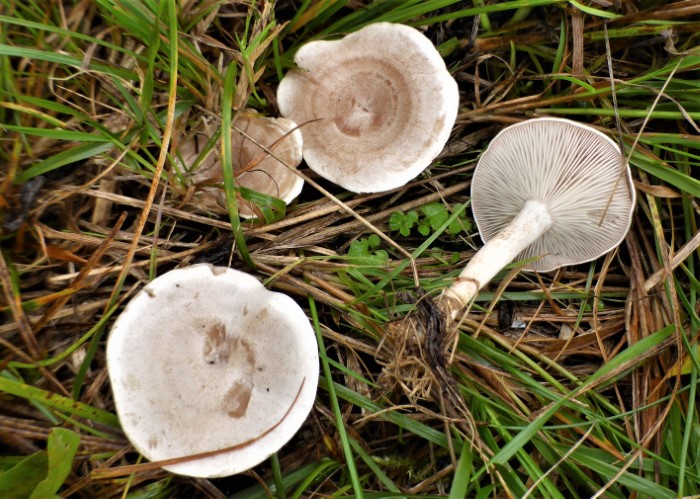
[279,53,452,188]
[312,57,411,150]
[277,23,459,193]
[328,63,406,139]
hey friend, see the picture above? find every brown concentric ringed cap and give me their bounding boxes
[277,22,459,193]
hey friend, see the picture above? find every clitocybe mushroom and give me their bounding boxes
[107,264,318,477]
[277,22,459,193]
[441,117,636,319]
[178,110,304,218]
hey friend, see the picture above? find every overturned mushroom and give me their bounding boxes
[440,118,636,320]
[277,22,459,193]
[107,264,318,477]
[178,110,304,217]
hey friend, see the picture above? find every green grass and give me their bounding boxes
[1,0,699,497]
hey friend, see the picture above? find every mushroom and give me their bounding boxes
[106,264,318,477]
[178,110,304,218]
[276,22,459,193]
[440,118,636,319]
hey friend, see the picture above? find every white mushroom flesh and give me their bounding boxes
[446,200,553,310]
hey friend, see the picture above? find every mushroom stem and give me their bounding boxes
[440,200,553,320]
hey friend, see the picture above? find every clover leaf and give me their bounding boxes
[349,234,389,265]
[389,210,419,237]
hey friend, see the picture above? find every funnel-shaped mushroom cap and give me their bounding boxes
[179,111,303,217]
[277,22,459,193]
[107,264,318,477]
[471,117,636,272]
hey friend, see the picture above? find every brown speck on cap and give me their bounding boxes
[224,379,253,418]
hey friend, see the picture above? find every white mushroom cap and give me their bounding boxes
[276,22,459,193]
[178,110,304,218]
[471,117,636,272]
[106,264,318,477]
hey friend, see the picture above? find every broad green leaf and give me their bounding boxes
[30,428,80,498]
[348,237,389,266]
[0,452,48,498]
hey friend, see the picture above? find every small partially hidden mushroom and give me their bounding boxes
[277,22,459,193]
[177,110,304,218]
[440,117,636,319]
[107,264,318,477]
